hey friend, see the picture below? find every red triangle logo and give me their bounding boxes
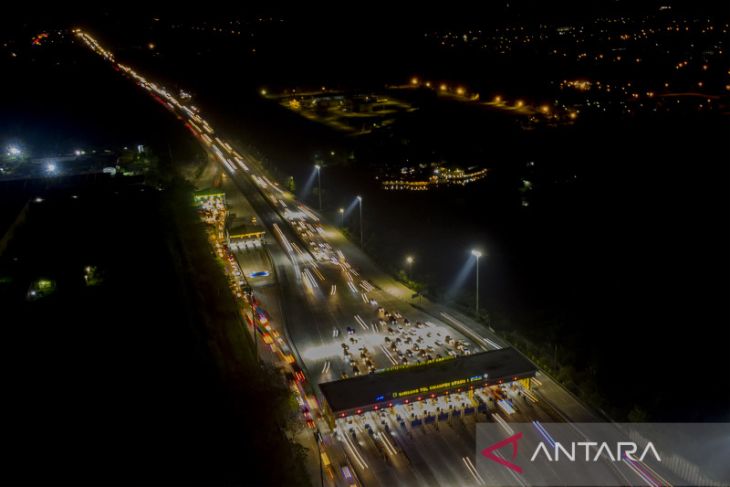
[481,432,523,473]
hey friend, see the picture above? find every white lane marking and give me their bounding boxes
[321,361,331,374]
[380,431,398,456]
[381,345,398,365]
[330,284,337,296]
[491,412,513,435]
[340,427,368,470]
[463,456,485,485]
[354,315,369,330]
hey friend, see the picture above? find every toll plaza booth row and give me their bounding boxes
[319,347,536,423]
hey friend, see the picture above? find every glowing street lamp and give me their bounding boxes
[338,208,344,226]
[471,249,483,316]
[357,196,363,247]
[315,164,322,210]
[7,146,21,156]
[406,255,414,276]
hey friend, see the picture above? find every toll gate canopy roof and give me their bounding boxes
[319,347,536,413]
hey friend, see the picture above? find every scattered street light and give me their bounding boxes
[315,164,322,210]
[471,249,483,316]
[357,196,363,247]
[338,208,344,226]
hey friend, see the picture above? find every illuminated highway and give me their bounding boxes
[74,31,647,487]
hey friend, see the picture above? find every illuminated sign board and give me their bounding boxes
[391,374,485,398]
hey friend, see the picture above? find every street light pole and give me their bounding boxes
[471,250,482,317]
[245,287,259,363]
[357,196,363,247]
[315,164,322,211]
[338,208,344,226]
[406,255,414,277]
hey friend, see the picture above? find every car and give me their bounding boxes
[346,326,355,335]
[370,299,378,306]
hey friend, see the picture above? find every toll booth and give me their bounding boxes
[319,347,536,425]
